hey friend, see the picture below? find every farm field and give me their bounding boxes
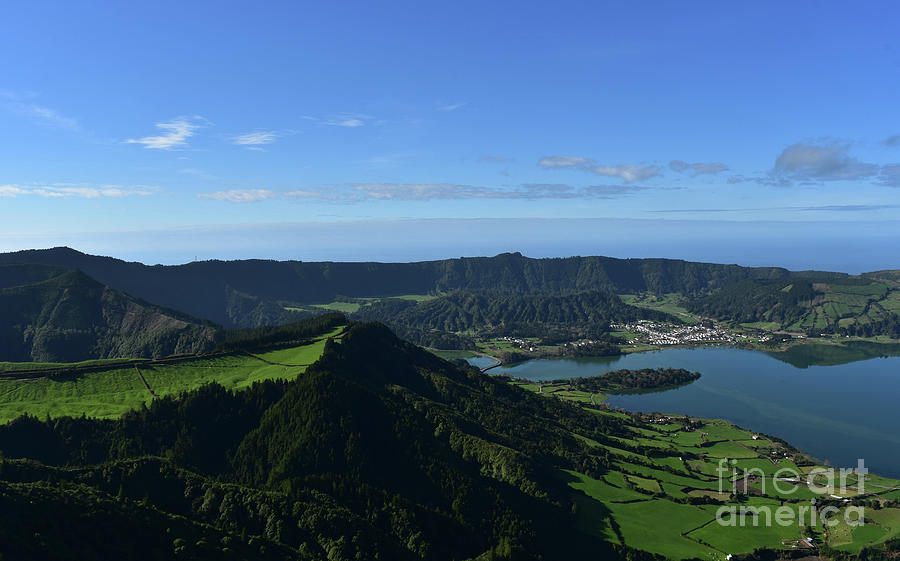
[285,294,438,316]
[0,334,339,424]
[512,379,900,559]
[620,293,699,324]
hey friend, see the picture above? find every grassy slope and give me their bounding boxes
[0,336,338,424]
[514,380,900,559]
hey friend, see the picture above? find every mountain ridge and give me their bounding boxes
[0,247,848,329]
[0,266,218,362]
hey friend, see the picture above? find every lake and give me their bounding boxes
[475,347,900,478]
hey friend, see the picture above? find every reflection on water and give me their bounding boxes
[471,346,900,478]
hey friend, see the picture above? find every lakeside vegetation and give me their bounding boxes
[3,250,899,367]
[512,378,900,559]
[0,320,898,558]
[3,248,900,558]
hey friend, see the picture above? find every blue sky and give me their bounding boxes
[1,1,899,270]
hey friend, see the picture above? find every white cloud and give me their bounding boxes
[198,189,275,203]
[772,140,879,182]
[16,104,80,131]
[284,182,651,202]
[537,155,660,182]
[126,116,205,149]
[585,164,661,183]
[231,130,278,146]
[0,184,156,198]
[0,185,29,197]
[537,155,593,168]
[669,160,728,176]
[0,90,80,131]
[437,102,466,111]
[323,113,369,127]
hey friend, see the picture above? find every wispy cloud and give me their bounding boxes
[231,130,279,147]
[0,185,30,197]
[126,116,206,149]
[284,182,651,202]
[0,184,156,198]
[771,139,879,183]
[437,102,466,111]
[198,189,276,203]
[880,164,900,187]
[585,164,661,183]
[883,134,900,147]
[479,154,515,163]
[537,155,660,183]
[16,104,80,131]
[669,160,728,176]
[0,90,79,131]
[537,155,593,168]
[322,113,372,127]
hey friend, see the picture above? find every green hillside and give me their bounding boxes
[0,268,220,362]
[0,319,345,423]
[0,247,815,328]
[1,322,899,559]
[687,277,900,337]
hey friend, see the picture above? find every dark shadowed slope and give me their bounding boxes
[0,322,653,561]
[0,267,218,362]
[0,247,817,327]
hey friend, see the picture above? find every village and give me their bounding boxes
[611,319,744,346]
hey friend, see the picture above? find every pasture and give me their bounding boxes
[0,335,337,424]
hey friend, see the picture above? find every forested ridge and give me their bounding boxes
[687,277,900,337]
[0,321,666,561]
[0,247,814,328]
[351,289,673,348]
[2,248,898,365]
[0,268,218,362]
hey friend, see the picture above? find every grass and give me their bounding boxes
[687,504,808,555]
[0,338,334,423]
[0,367,150,422]
[531,375,900,558]
[563,469,648,502]
[0,357,143,372]
[140,355,304,396]
[311,301,360,313]
[254,338,329,364]
[391,294,437,302]
[701,441,758,459]
[620,293,700,324]
[627,474,662,493]
[833,523,888,551]
[604,499,719,559]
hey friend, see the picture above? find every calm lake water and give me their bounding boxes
[473,347,900,478]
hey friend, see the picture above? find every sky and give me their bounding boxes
[1,1,899,271]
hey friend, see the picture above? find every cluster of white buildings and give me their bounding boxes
[611,320,741,346]
[496,336,536,352]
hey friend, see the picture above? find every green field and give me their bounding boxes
[620,293,700,324]
[0,367,152,422]
[286,294,437,316]
[0,336,337,424]
[767,281,898,333]
[514,380,900,559]
[311,301,360,313]
[0,357,143,373]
